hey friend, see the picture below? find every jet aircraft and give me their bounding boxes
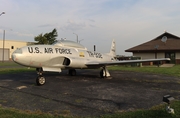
[12,39,170,86]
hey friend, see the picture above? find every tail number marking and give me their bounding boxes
[87,51,102,58]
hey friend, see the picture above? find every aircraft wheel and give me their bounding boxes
[69,69,76,76]
[36,76,46,86]
[100,69,104,78]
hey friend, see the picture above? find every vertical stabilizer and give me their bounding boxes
[109,39,116,57]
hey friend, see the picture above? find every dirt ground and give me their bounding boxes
[0,69,180,117]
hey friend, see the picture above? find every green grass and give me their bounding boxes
[0,61,20,66]
[0,101,180,118]
[0,61,34,74]
[108,65,180,77]
[101,100,180,118]
[1,62,180,117]
[0,68,35,74]
[0,107,66,118]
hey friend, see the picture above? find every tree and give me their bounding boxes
[34,28,58,44]
[34,33,47,44]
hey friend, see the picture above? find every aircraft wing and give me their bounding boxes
[86,58,170,66]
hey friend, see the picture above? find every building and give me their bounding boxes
[125,32,180,65]
[0,40,34,61]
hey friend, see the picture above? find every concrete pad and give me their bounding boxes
[0,70,180,117]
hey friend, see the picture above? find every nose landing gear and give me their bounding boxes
[36,68,46,86]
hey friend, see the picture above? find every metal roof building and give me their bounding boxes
[0,39,34,61]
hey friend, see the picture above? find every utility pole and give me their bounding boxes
[2,30,5,62]
[1,11,5,62]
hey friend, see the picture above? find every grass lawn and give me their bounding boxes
[0,61,34,74]
[0,61,21,66]
[0,101,180,118]
[108,65,180,77]
[101,100,180,118]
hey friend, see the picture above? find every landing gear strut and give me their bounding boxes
[100,66,111,78]
[68,69,76,76]
[36,68,46,86]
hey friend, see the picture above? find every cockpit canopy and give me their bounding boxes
[53,40,87,50]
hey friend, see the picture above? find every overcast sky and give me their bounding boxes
[0,0,180,55]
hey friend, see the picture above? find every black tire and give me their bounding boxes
[100,69,104,78]
[36,76,46,86]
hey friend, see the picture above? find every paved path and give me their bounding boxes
[0,70,180,117]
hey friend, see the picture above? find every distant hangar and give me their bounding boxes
[0,40,33,61]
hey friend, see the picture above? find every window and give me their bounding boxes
[165,52,175,64]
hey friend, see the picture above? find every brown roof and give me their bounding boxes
[125,32,180,52]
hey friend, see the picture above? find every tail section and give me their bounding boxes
[109,39,116,57]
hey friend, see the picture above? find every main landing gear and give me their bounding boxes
[35,67,110,86]
[68,69,76,76]
[36,68,46,86]
[68,67,111,78]
[100,66,111,78]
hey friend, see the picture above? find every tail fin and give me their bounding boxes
[109,39,116,57]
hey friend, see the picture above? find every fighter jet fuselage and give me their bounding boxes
[12,44,113,70]
[12,39,170,86]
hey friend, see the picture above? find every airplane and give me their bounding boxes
[11,39,170,86]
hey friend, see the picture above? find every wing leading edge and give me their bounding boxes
[86,58,170,66]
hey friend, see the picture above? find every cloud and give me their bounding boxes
[14,31,34,37]
[59,19,97,31]
[88,19,95,22]
[1,0,180,55]
[60,20,86,31]
[38,23,58,28]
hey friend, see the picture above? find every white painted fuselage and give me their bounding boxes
[11,39,170,86]
[12,40,114,72]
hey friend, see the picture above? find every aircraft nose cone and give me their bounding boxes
[12,52,17,62]
[11,48,22,62]
[11,52,19,63]
[11,48,31,66]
